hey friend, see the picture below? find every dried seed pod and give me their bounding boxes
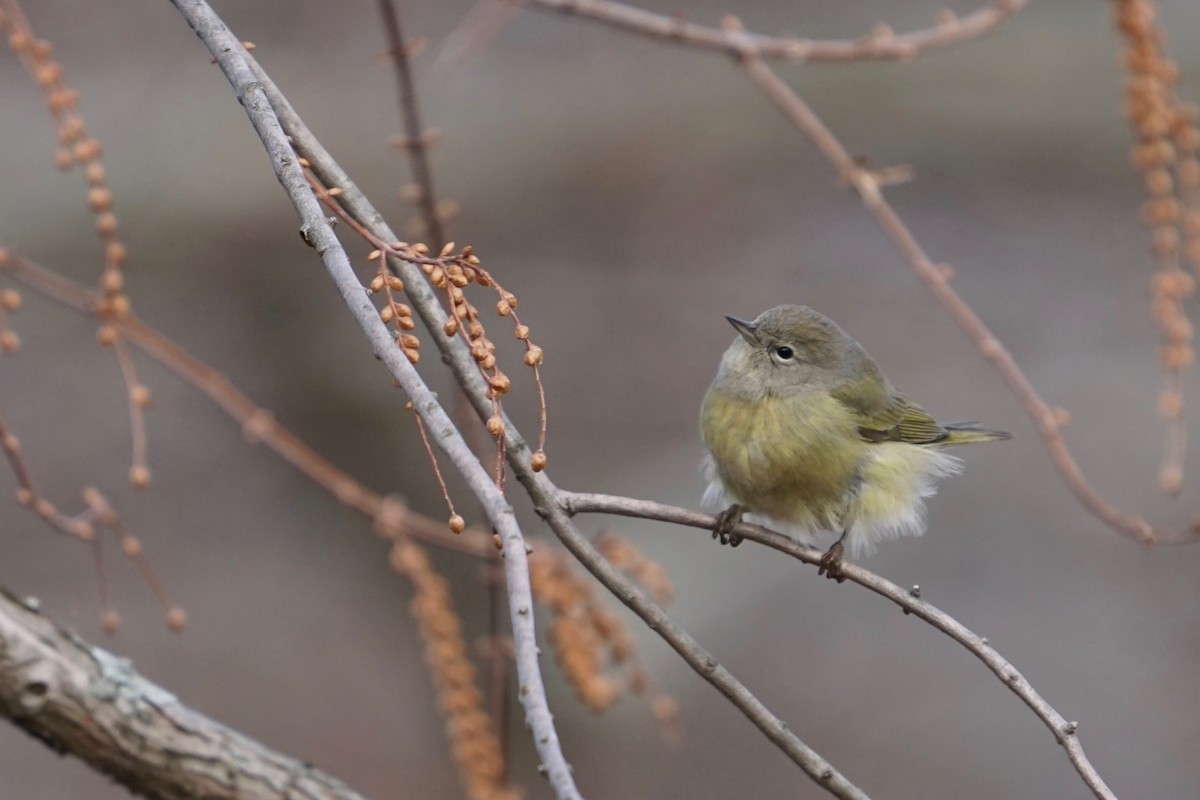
[530,450,548,472]
[443,317,460,337]
[486,415,504,438]
[524,346,544,366]
[100,268,123,294]
[105,242,127,268]
[130,384,152,409]
[488,372,511,394]
[448,514,466,534]
[166,607,188,632]
[1159,388,1184,418]
[380,305,395,323]
[514,324,530,340]
[369,275,386,293]
[129,466,151,489]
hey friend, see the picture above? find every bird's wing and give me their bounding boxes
[832,381,948,445]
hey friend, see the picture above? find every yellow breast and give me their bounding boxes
[700,389,865,527]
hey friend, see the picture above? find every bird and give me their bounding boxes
[699,304,1009,579]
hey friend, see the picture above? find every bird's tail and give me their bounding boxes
[941,421,1012,445]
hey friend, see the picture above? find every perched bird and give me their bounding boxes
[700,305,1009,578]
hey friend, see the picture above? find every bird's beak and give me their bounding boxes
[725,315,760,345]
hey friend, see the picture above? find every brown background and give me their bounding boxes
[1,1,1198,798]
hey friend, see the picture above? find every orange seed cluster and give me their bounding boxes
[529,543,674,720]
[390,539,521,800]
[1116,0,1199,492]
[1,5,127,301]
[1118,1,1198,369]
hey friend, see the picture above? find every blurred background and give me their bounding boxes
[1,1,1198,798]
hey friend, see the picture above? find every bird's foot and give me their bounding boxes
[712,504,744,547]
[817,541,847,583]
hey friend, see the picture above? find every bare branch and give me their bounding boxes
[378,0,446,249]
[732,50,1197,548]
[0,250,491,558]
[239,34,871,800]
[529,0,1029,62]
[167,2,579,796]
[560,491,1119,800]
[0,585,369,800]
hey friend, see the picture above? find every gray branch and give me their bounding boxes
[167,2,579,797]
[0,586,368,800]
[235,23,872,800]
[560,491,1118,800]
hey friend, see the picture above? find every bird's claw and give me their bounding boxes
[712,504,744,547]
[817,541,847,582]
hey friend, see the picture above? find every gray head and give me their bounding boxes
[713,305,880,399]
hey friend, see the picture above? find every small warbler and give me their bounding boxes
[700,305,1009,579]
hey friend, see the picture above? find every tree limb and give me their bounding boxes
[560,491,1119,800]
[0,585,368,800]
[234,32,873,800]
[529,0,1029,62]
[167,2,579,797]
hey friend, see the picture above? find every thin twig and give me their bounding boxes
[378,0,445,248]
[529,0,1029,62]
[560,491,1119,800]
[377,0,515,767]
[734,50,1196,547]
[167,3,579,796]
[0,251,490,557]
[240,44,872,800]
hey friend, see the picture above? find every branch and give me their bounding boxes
[731,48,1196,547]
[0,586,369,800]
[237,35,871,800]
[377,0,446,249]
[166,2,579,797]
[529,0,1029,62]
[0,250,491,558]
[523,0,1198,548]
[560,492,1119,800]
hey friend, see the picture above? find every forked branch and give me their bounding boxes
[168,1,579,796]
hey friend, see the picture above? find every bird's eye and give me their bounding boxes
[773,345,795,362]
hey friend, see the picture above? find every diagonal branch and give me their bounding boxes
[526,0,1195,549]
[560,491,1119,800]
[0,250,491,558]
[167,2,579,797]
[529,0,1029,62]
[0,585,370,800]
[237,32,871,800]
[734,50,1196,548]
